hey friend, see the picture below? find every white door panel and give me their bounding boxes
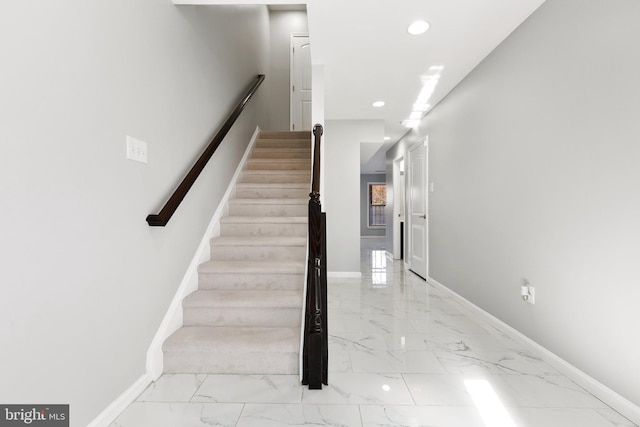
[291,35,312,131]
[408,140,428,279]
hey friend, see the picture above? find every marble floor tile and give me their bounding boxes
[516,351,561,375]
[136,374,206,402]
[329,332,390,352]
[402,373,476,406]
[402,332,518,353]
[108,402,243,427]
[494,374,610,408]
[349,349,447,374]
[192,375,302,403]
[302,373,414,405]
[236,404,362,427]
[433,349,552,376]
[409,317,493,336]
[384,333,433,351]
[360,405,485,427]
[108,237,637,427]
[508,407,634,427]
[595,408,638,426]
[328,348,353,373]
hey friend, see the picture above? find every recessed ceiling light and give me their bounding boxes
[384,136,391,141]
[402,120,420,128]
[408,20,430,35]
[372,101,385,107]
[413,103,431,112]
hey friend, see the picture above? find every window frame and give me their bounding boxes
[367,182,386,228]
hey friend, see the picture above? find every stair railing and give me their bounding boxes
[302,124,328,389]
[146,74,265,226]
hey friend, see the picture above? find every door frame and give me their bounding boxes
[392,157,405,260]
[407,136,429,279]
[289,32,310,131]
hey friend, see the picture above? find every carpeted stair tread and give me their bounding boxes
[220,216,307,224]
[198,259,304,274]
[236,182,309,189]
[247,158,311,164]
[242,170,310,176]
[210,236,306,246]
[251,148,311,159]
[229,198,307,205]
[184,290,302,309]
[258,130,311,139]
[163,326,299,353]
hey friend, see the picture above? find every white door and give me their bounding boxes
[290,35,312,131]
[408,139,428,279]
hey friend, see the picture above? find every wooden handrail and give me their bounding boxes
[146,74,265,226]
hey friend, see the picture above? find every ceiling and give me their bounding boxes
[174,0,547,173]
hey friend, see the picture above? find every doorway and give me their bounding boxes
[407,137,428,279]
[290,34,312,131]
[393,157,405,260]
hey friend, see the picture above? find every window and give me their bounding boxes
[368,183,386,227]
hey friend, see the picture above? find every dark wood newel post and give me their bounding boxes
[303,123,328,389]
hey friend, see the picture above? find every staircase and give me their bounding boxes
[163,131,311,374]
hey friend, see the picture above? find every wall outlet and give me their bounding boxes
[521,282,535,304]
[126,136,148,164]
[526,285,535,304]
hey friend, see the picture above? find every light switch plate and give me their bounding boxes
[126,136,147,164]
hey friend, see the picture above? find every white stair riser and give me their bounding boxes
[184,307,301,327]
[229,203,307,217]
[163,351,298,374]
[240,172,311,184]
[221,222,306,237]
[198,272,303,291]
[246,160,311,171]
[235,188,309,199]
[210,245,306,261]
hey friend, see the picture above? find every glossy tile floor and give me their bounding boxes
[110,238,636,427]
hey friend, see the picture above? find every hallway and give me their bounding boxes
[110,238,636,426]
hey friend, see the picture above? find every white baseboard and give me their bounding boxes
[328,271,362,278]
[87,373,152,427]
[428,276,640,425]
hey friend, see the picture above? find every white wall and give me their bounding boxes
[0,2,269,426]
[324,120,383,274]
[388,0,640,411]
[268,10,309,131]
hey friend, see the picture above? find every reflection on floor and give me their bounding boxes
[110,237,636,427]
